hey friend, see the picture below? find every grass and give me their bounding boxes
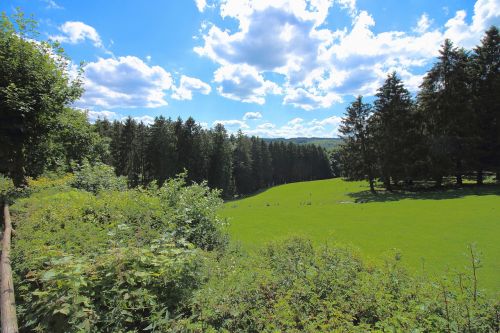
[222,178,500,294]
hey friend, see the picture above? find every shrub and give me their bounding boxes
[179,238,499,332]
[21,241,202,333]
[71,161,127,194]
[12,173,227,332]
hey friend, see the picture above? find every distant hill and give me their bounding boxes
[263,137,342,150]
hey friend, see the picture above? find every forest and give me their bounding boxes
[0,9,499,333]
[337,27,500,192]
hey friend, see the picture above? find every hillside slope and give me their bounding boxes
[223,178,500,292]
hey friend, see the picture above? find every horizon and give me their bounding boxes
[2,0,499,138]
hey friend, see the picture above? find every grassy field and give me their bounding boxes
[222,178,500,293]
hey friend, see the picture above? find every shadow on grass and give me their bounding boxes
[349,183,500,203]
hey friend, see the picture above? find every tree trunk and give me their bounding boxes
[10,148,27,188]
[476,170,483,185]
[1,204,19,333]
[496,170,500,184]
[455,159,463,186]
[368,176,375,194]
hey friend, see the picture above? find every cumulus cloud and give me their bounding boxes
[85,110,119,122]
[414,13,432,34]
[78,56,173,109]
[194,0,207,12]
[443,0,500,48]
[51,21,103,47]
[243,111,263,120]
[172,75,211,100]
[245,115,342,138]
[284,88,342,110]
[213,119,249,129]
[214,64,281,104]
[195,0,499,110]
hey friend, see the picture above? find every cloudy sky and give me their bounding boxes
[2,0,499,137]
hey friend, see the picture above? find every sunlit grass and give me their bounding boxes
[223,178,500,293]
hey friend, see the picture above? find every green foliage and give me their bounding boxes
[21,242,202,333]
[224,178,500,292]
[0,173,15,201]
[71,161,127,194]
[180,238,499,332]
[12,173,227,332]
[0,11,83,186]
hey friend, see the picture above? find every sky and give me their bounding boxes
[2,0,499,138]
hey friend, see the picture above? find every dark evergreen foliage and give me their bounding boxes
[94,117,333,197]
[340,27,500,190]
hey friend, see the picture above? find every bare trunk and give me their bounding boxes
[1,204,19,333]
[456,174,463,186]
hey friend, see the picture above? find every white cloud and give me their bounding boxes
[85,110,119,122]
[195,0,499,110]
[243,111,263,120]
[172,75,211,100]
[212,119,249,129]
[335,0,357,17]
[443,0,500,48]
[51,21,103,47]
[214,64,280,104]
[414,13,432,34]
[125,115,155,125]
[195,0,207,12]
[288,117,304,125]
[284,88,342,110]
[78,56,173,109]
[246,115,341,138]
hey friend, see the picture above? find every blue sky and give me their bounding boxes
[2,0,499,137]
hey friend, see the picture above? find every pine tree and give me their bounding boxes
[147,117,177,186]
[419,39,473,186]
[471,26,500,184]
[372,72,414,190]
[233,131,254,194]
[208,124,233,196]
[339,96,376,193]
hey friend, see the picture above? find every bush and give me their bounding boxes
[0,174,15,202]
[178,238,499,332]
[12,173,227,332]
[20,241,202,333]
[71,161,127,194]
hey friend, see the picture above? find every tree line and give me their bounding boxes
[94,116,332,196]
[339,26,499,192]
[0,12,332,195]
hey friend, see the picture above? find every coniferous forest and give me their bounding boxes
[338,27,500,191]
[93,117,332,196]
[0,8,499,333]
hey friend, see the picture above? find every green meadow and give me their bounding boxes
[223,178,500,293]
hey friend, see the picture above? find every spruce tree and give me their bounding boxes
[339,96,376,193]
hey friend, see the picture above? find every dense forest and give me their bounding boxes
[338,26,500,192]
[93,117,332,196]
[1,10,499,333]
